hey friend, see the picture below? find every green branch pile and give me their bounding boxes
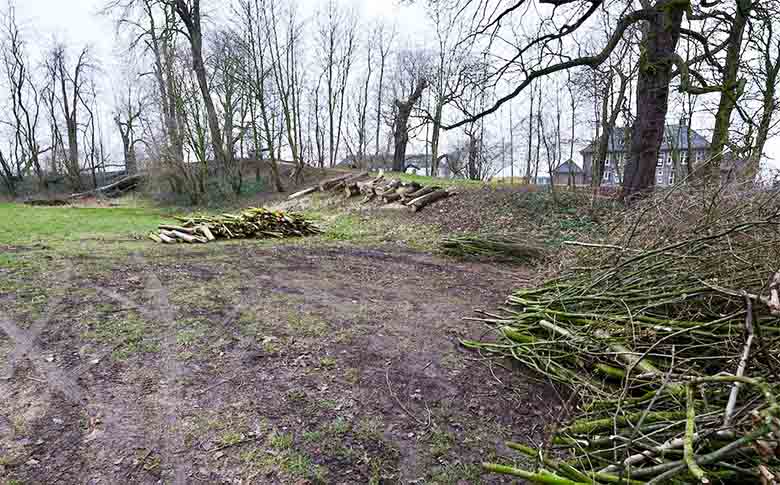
[149,207,320,244]
[440,234,544,264]
[466,188,780,484]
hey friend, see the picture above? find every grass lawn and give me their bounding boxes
[0,203,170,246]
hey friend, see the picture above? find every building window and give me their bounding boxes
[657,175,664,185]
[681,150,688,164]
[666,153,674,166]
[657,154,664,167]
[668,172,675,185]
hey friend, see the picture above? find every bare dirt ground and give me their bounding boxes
[0,243,562,484]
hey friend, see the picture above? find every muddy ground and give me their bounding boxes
[1,244,562,484]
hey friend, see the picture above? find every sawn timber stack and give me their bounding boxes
[289,172,455,212]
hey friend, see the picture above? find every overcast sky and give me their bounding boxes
[9,0,780,173]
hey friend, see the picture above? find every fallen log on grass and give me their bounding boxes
[382,193,402,204]
[407,189,452,212]
[319,173,353,191]
[70,173,144,199]
[402,185,438,203]
[332,171,370,191]
[344,183,361,198]
[287,186,319,200]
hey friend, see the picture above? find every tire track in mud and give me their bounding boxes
[137,258,189,485]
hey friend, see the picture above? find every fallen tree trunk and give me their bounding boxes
[159,225,196,234]
[70,173,144,199]
[288,186,319,200]
[319,173,353,191]
[197,225,216,241]
[403,185,438,203]
[333,171,370,191]
[358,178,384,195]
[396,183,421,196]
[344,183,361,198]
[382,193,402,204]
[157,233,176,244]
[407,189,452,212]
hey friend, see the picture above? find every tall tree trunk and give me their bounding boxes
[375,43,388,158]
[525,83,535,183]
[592,71,628,192]
[751,69,778,178]
[430,99,444,177]
[392,79,427,172]
[173,0,228,168]
[622,0,686,199]
[704,0,751,185]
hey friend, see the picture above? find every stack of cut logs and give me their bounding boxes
[289,172,454,212]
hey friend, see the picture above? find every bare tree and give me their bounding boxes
[1,3,46,189]
[47,44,92,190]
[426,0,477,176]
[591,66,630,192]
[235,0,284,192]
[317,0,357,167]
[114,81,144,175]
[698,0,753,184]
[438,0,728,199]
[745,8,780,177]
[393,77,427,172]
[164,0,229,170]
[373,22,395,158]
[211,29,246,195]
[261,0,305,181]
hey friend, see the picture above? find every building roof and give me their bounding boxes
[554,160,583,174]
[581,125,710,154]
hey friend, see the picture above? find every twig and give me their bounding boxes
[385,364,429,428]
[723,296,754,428]
[684,384,709,483]
[197,376,238,395]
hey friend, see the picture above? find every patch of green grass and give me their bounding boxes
[269,432,294,451]
[315,398,338,411]
[327,418,351,435]
[319,356,337,368]
[243,431,326,481]
[429,462,484,484]
[288,312,327,338]
[285,389,307,404]
[318,212,440,250]
[84,313,158,359]
[322,213,375,242]
[175,320,209,347]
[218,430,246,447]
[428,428,455,458]
[302,430,324,443]
[0,203,169,247]
[356,417,384,442]
[281,451,320,477]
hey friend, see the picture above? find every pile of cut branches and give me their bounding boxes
[440,234,544,264]
[148,207,320,244]
[467,187,780,484]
